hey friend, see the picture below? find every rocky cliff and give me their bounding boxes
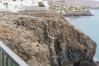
[0,14,96,66]
[47,0,99,8]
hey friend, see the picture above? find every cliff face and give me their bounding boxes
[47,0,99,8]
[0,14,96,66]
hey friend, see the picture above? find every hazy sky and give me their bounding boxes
[94,0,99,1]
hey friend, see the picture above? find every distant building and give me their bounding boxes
[0,0,49,12]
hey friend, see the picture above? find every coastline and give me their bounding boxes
[0,12,97,66]
[66,9,99,65]
[64,11,93,16]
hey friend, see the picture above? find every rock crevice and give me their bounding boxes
[0,15,96,66]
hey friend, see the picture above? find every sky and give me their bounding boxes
[94,0,99,1]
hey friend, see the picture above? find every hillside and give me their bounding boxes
[47,0,99,8]
[0,13,97,66]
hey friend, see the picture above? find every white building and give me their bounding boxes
[0,0,49,12]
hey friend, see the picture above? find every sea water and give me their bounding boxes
[68,9,99,61]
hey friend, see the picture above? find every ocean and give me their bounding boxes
[68,9,99,61]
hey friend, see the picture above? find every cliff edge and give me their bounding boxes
[0,14,96,66]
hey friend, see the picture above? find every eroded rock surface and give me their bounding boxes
[0,14,96,66]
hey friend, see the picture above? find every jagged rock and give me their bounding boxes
[0,14,96,66]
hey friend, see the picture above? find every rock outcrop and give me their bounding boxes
[64,12,93,16]
[96,61,99,66]
[47,0,99,8]
[0,14,96,66]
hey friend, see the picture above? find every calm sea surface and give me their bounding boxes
[68,9,99,61]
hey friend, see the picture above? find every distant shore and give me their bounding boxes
[64,11,93,17]
[50,5,94,17]
[0,10,93,17]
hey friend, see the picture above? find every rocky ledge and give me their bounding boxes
[64,11,93,17]
[0,14,96,66]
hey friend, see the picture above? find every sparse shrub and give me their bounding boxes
[38,2,45,7]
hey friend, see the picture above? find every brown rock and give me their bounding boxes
[0,14,96,66]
